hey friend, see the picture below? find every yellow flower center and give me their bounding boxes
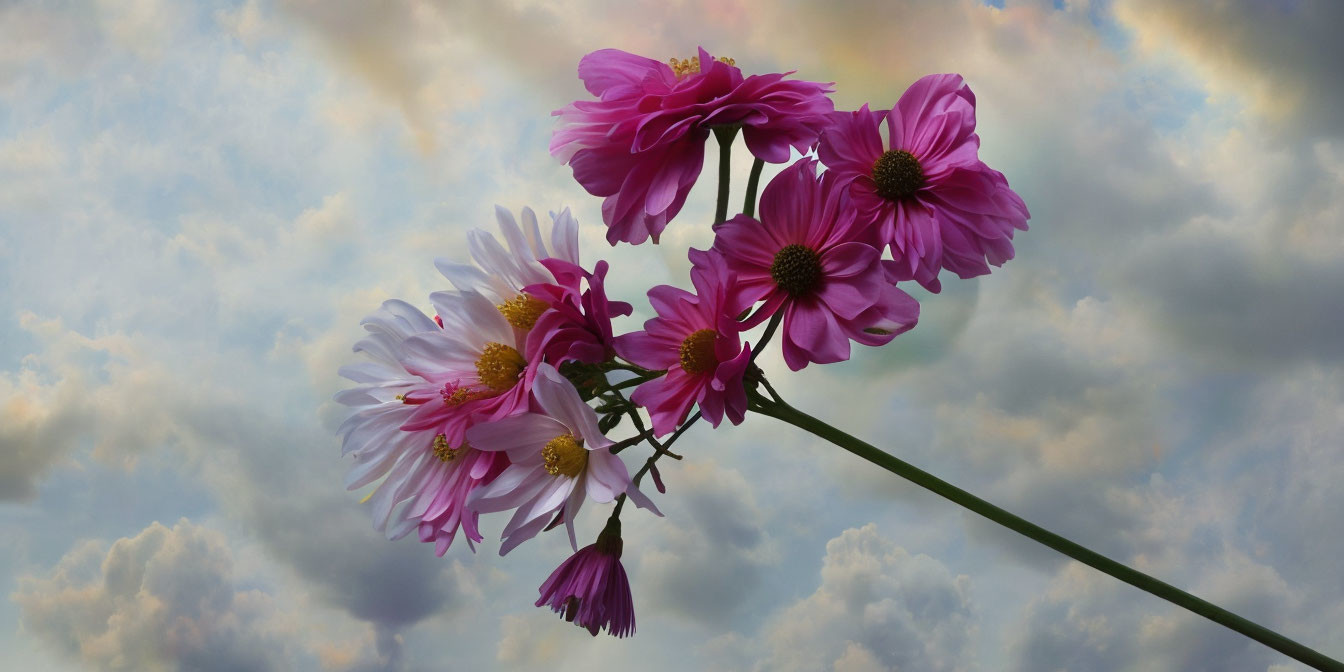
[542,434,587,478]
[442,385,491,407]
[475,342,526,392]
[432,434,458,462]
[496,294,549,330]
[668,55,736,78]
[678,328,719,375]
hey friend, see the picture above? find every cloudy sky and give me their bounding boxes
[3,0,1343,670]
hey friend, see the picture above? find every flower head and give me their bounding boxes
[397,290,537,446]
[536,520,635,637]
[524,258,633,366]
[714,158,920,370]
[466,364,660,554]
[615,249,753,435]
[818,74,1030,292]
[552,47,835,245]
[434,205,580,332]
[335,299,508,553]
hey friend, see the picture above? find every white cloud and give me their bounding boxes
[13,519,292,671]
[750,524,976,672]
[4,1,1344,670]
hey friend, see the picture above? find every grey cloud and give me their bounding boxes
[636,460,778,626]
[1118,225,1344,368]
[12,519,290,672]
[1115,0,1344,141]
[0,315,187,501]
[1008,558,1313,672]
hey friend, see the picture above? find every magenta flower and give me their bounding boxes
[818,74,1030,292]
[714,158,920,371]
[466,364,660,554]
[524,258,633,366]
[614,249,753,435]
[552,47,835,245]
[411,446,508,555]
[536,520,635,637]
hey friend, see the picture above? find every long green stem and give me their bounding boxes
[750,393,1343,672]
[712,126,739,225]
[743,158,765,218]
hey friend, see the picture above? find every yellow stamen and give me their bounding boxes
[432,434,458,462]
[668,55,736,77]
[678,328,719,375]
[475,342,526,392]
[496,294,549,330]
[542,433,587,478]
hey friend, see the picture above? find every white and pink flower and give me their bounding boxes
[466,364,660,555]
[335,299,507,554]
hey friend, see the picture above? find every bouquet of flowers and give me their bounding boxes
[335,47,1337,670]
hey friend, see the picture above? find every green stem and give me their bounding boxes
[606,376,653,393]
[750,312,783,362]
[610,411,700,518]
[743,158,765,218]
[750,393,1343,672]
[712,126,740,225]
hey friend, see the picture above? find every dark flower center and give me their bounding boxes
[872,150,925,200]
[678,329,719,375]
[770,244,822,297]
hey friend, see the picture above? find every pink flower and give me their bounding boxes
[335,299,508,554]
[536,520,635,638]
[818,74,1030,292]
[713,158,920,371]
[466,364,660,555]
[614,249,752,435]
[552,47,835,245]
[524,258,633,366]
[397,291,537,447]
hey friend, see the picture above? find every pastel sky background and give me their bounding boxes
[2,0,1343,670]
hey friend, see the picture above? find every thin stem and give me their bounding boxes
[750,311,784,362]
[606,376,652,393]
[605,361,658,376]
[757,373,784,405]
[743,157,765,218]
[609,411,701,518]
[608,429,657,454]
[712,126,740,225]
[750,393,1343,672]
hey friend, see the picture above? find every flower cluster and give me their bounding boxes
[337,48,1028,638]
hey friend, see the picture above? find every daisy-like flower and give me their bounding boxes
[552,47,835,245]
[818,74,1030,292]
[713,158,921,371]
[434,205,580,335]
[466,364,660,555]
[398,290,536,447]
[614,249,752,436]
[335,299,507,554]
[536,520,635,638]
